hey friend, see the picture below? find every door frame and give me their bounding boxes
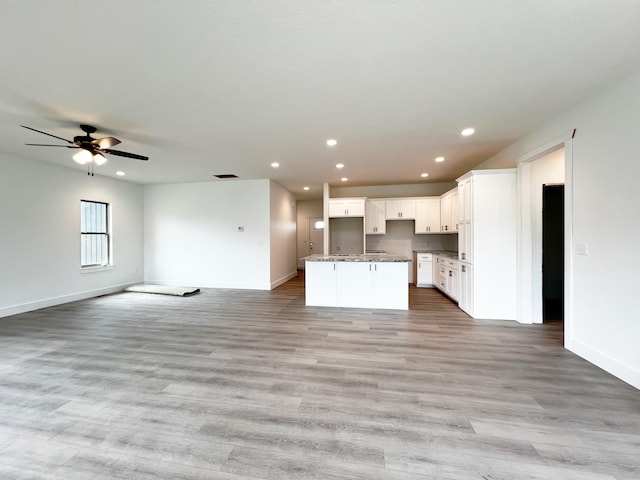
[516,130,574,347]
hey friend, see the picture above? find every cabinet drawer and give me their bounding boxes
[446,259,459,270]
[416,253,432,262]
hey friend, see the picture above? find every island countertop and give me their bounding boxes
[303,254,410,262]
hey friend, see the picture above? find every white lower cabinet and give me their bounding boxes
[371,262,408,309]
[305,261,337,307]
[458,263,473,316]
[432,255,460,302]
[414,253,434,287]
[305,261,408,310]
[446,259,460,301]
[336,262,374,309]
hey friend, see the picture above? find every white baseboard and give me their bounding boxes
[270,271,298,290]
[0,283,134,319]
[568,338,640,391]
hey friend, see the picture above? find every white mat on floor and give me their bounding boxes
[123,284,200,296]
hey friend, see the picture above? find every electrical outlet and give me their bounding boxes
[237,226,244,232]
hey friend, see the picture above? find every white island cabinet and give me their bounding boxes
[305,255,410,310]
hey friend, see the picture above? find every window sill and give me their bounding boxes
[80,265,114,274]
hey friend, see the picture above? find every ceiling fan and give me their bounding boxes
[21,124,149,173]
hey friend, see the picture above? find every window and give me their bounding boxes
[81,200,110,268]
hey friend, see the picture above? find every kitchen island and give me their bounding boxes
[304,254,411,310]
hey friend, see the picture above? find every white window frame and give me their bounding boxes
[80,200,113,272]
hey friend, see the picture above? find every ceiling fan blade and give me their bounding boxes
[92,136,121,148]
[20,125,74,144]
[102,148,149,161]
[25,143,79,148]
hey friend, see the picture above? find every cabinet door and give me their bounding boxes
[328,200,347,218]
[458,222,473,263]
[305,261,337,306]
[371,262,408,309]
[446,268,459,301]
[432,256,441,289]
[449,190,459,232]
[386,200,402,219]
[336,262,372,308]
[459,263,473,316]
[458,178,472,223]
[416,260,433,286]
[386,199,416,220]
[399,199,416,219]
[329,198,365,217]
[346,199,365,217]
[365,200,386,234]
[440,194,451,231]
[415,198,441,234]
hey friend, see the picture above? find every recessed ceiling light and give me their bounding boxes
[303,186,310,191]
[341,177,348,182]
[435,156,445,163]
[336,163,344,169]
[461,127,475,136]
[116,171,125,176]
[421,173,429,178]
[326,139,338,147]
[271,162,280,168]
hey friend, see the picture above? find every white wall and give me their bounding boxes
[143,179,272,290]
[269,181,298,288]
[478,68,640,389]
[330,217,364,254]
[0,155,144,318]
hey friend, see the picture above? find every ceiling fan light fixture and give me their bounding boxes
[73,149,92,165]
[93,153,107,166]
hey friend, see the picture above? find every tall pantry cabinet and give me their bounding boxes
[457,169,517,320]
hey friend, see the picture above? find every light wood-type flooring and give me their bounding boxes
[0,274,638,479]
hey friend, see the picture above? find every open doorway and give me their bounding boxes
[542,185,564,322]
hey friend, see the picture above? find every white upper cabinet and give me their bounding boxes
[328,198,366,218]
[458,177,472,223]
[365,199,386,234]
[385,199,416,220]
[415,197,441,234]
[440,188,458,233]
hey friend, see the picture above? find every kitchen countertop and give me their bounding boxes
[303,254,411,262]
[414,250,458,259]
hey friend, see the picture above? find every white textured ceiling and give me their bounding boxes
[1,1,639,198]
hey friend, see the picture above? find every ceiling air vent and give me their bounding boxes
[214,174,238,179]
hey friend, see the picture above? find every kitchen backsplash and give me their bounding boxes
[366,220,457,255]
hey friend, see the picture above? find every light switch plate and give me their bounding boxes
[577,243,589,255]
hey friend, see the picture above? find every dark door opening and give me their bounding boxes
[542,184,564,322]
